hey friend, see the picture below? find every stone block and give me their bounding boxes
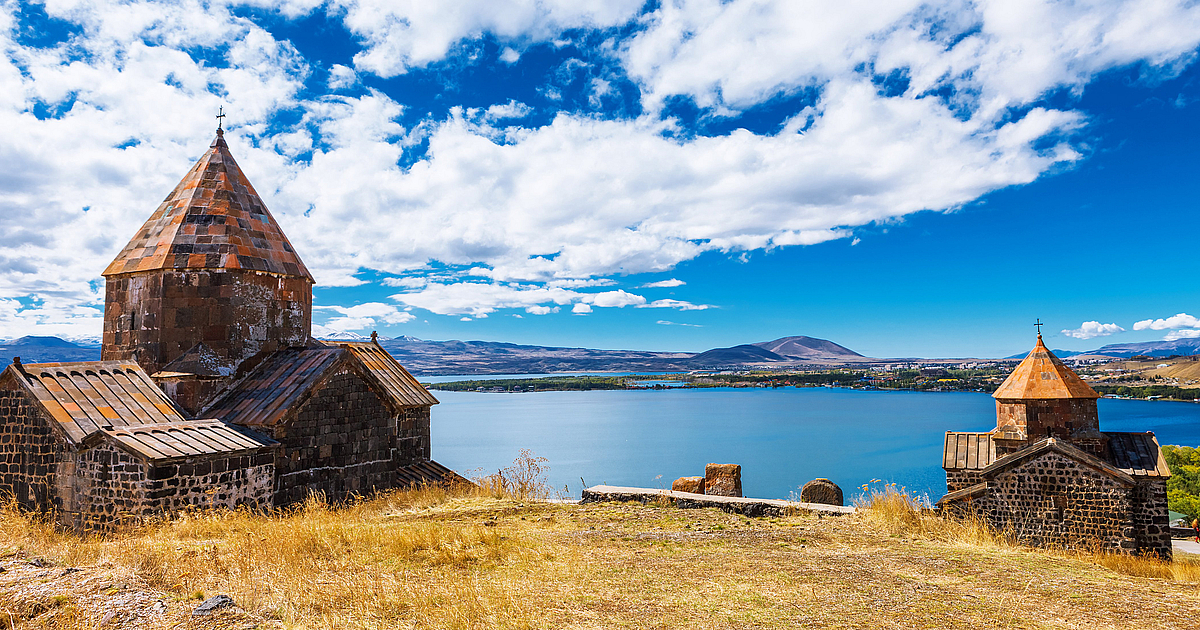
[800,478,844,506]
[672,476,705,494]
[705,463,742,497]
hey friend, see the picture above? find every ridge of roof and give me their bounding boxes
[993,334,1099,400]
[102,129,312,280]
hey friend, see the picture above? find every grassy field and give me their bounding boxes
[1,485,1199,629]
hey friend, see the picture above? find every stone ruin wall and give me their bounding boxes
[0,389,66,512]
[64,443,274,531]
[103,269,312,375]
[264,368,402,506]
[948,451,1135,553]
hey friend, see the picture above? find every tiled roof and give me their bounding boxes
[397,460,471,487]
[204,343,439,426]
[1105,432,1170,477]
[202,347,344,426]
[102,130,311,280]
[993,335,1099,400]
[942,432,996,470]
[321,341,439,408]
[90,420,276,462]
[3,360,187,444]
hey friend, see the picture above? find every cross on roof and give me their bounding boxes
[1035,318,1043,336]
[216,107,226,131]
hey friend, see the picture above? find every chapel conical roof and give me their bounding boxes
[103,129,312,280]
[993,334,1099,400]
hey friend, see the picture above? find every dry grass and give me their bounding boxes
[2,480,1199,629]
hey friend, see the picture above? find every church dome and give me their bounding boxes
[992,334,1099,400]
[103,129,311,280]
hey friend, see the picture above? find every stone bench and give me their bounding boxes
[581,485,855,518]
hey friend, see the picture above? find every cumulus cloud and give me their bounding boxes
[1134,313,1200,331]
[642,278,685,288]
[485,100,534,120]
[1060,321,1124,340]
[341,0,645,77]
[1133,313,1200,341]
[315,302,416,331]
[2,1,1200,330]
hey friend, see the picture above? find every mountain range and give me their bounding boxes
[1,334,1195,375]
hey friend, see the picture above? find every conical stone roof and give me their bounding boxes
[993,335,1099,400]
[103,129,312,280]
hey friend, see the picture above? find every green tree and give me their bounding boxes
[1162,445,1200,520]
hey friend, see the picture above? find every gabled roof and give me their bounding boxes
[85,419,276,463]
[1105,432,1170,477]
[2,360,188,444]
[203,343,438,427]
[321,341,439,408]
[978,437,1135,486]
[202,347,344,426]
[993,335,1099,400]
[103,129,311,280]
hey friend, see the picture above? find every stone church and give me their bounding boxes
[939,333,1171,558]
[0,127,459,530]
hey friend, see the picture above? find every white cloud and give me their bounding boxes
[642,278,685,288]
[328,63,358,89]
[638,299,710,310]
[0,297,104,340]
[583,290,646,308]
[572,303,593,314]
[1060,321,1124,340]
[1133,313,1200,331]
[485,100,534,120]
[315,302,416,331]
[341,0,645,77]
[1133,313,1200,341]
[657,320,702,327]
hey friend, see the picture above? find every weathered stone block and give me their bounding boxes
[800,478,844,506]
[672,476,704,494]
[705,463,742,497]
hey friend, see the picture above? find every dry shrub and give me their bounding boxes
[472,449,550,501]
[857,484,1005,547]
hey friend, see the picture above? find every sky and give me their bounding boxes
[1,0,1199,358]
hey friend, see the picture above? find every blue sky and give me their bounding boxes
[1,0,1199,358]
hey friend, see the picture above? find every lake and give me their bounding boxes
[430,386,1200,503]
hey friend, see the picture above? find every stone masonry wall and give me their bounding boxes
[1132,478,1172,559]
[946,469,984,493]
[0,388,66,512]
[65,443,274,531]
[995,399,1099,442]
[103,269,311,375]
[267,369,397,506]
[396,406,431,465]
[953,451,1134,552]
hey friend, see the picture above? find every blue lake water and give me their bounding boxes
[430,387,1200,503]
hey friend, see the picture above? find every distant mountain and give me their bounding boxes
[753,336,864,359]
[318,331,372,340]
[690,344,785,365]
[1089,339,1200,358]
[1003,348,1084,359]
[0,336,101,364]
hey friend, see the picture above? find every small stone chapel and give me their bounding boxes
[939,333,1171,558]
[0,126,460,530]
